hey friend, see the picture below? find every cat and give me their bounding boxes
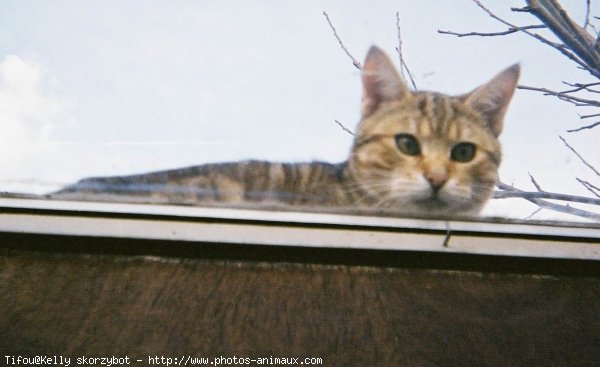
[53,46,519,217]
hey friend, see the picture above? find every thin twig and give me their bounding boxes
[334,120,355,136]
[559,135,600,176]
[528,172,543,191]
[561,81,600,93]
[495,181,600,221]
[524,172,600,205]
[323,11,362,70]
[578,112,600,119]
[577,178,600,198]
[583,0,591,30]
[395,12,418,90]
[561,87,600,95]
[511,6,530,13]
[438,25,545,37]
[471,0,599,79]
[517,85,600,107]
[395,12,406,80]
[524,207,543,220]
[493,190,600,205]
[567,121,600,132]
[445,0,600,77]
[523,0,600,72]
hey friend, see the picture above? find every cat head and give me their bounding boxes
[348,46,519,216]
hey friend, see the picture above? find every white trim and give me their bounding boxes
[0,198,599,260]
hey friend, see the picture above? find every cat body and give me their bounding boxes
[55,160,353,206]
[54,46,519,216]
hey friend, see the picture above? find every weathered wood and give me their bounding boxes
[1,242,599,366]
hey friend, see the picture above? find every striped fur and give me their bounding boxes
[54,46,519,216]
[55,161,352,206]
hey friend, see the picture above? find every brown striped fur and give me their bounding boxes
[54,46,519,216]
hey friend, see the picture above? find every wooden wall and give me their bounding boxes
[1,233,599,366]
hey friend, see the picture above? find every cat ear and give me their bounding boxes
[361,46,410,118]
[463,64,520,137]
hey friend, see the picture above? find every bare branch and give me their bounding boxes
[510,6,530,13]
[438,25,545,37]
[323,11,362,70]
[577,178,600,198]
[559,135,600,176]
[524,207,543,220]
[583,0,592,30]
[561,83,600,95]
[495,181,600,221]
[395,12,418,90]
[334,119,355,136]
[440,0,600,78]
[578,112,600,119]
[567,121,600,133]
[528,172,543,191]
[395,12,406,81]
[499,173,600,207]
[561,81,600,93]
[517,85,600,107]
[442,0,600,146]
[523,0,600,72]
[561,87,600,95]
[494,189,600,205]
[470,0,600,78]
[443,1,600,135]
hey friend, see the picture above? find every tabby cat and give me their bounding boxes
[54,46,519,216]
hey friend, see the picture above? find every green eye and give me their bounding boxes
[395,134,421,156]
[451,142,476,162]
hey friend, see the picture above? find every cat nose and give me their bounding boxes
[425,172,448,191]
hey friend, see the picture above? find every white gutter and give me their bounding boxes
[1,198,598,260]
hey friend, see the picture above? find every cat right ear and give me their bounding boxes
[463,64,520,137]
[361,46,409,118]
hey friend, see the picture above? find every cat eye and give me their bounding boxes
[451,142,476,162]
[395,134,421,156]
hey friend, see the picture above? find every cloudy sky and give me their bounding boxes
[0,1,598,221]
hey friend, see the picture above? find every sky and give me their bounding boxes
[0,0,598,222]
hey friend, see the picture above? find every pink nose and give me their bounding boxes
[425,173,447,190]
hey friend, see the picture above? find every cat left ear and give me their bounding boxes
[463,64,520,137]
[361,46,410,119]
